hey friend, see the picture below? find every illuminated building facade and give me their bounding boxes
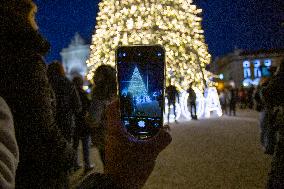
[211,49,284,88]
[60,33,90,80]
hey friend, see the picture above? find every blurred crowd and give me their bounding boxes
[255,61,284,189]
[218,61,284,188]
[219,84,261,116]
[0,1,171,189]
[0,0,283,189]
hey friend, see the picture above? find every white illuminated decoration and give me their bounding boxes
[164,98,182,123]
[242,59,271,86]
[243,60,252,86]
[180,89,205,119]
[243,61,251,78]
[204,87,222,118]
[138,120,146,128]
[262,59,272,77]
[264,59,272,67]
[165,87,222,122]
[243,78,253,87]
[253,60,261,78]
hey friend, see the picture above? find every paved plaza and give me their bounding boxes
[72,110,272,189]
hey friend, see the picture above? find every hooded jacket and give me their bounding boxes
[0,4,74,189]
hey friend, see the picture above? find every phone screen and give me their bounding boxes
[116,45,165,139]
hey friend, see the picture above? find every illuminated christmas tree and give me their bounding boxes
[128,66,148,97]
[86,0,213,91]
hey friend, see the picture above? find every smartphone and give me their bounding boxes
[116,45,165,139]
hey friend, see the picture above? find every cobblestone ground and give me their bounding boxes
[71,110,272,189]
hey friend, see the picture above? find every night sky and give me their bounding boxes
[34,0,284,63]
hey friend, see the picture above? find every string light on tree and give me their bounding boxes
[128,66,148,97]
[87,0,213,91]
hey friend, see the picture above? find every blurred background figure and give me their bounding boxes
[0,1,75,188]
[166,82,179,123]
[238,86,247,109]
[219,89,229,115]
[121,92,134,117]
[72,76,94,173]
[229,87,237,116]
[0,97,19,189]
[88,65,117,166]
[262,60,284,189]
[47,61,82,143]
[247,85,255,109]
[254,77,275,154]
[187,82,197,120]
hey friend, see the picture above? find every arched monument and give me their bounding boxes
[60,32,90,79]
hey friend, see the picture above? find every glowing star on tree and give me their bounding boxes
[86,0,213,92]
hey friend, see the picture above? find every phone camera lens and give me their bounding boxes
[157,52,162,57]
[123,53,127,57]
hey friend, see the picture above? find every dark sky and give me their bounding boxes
[35,0,284,63]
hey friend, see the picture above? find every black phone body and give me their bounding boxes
[116,45,165,139]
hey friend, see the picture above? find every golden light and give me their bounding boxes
[86,0,213,91]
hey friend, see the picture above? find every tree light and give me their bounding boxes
[87,0,213,92]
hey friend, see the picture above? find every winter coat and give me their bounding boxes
[48,75,81,142]
[229,89,237,105]
[74,87,91,138]
[254,86,264,112]
[262,72,284,189]
[0,10,75,188]
[88,98,110,149]
[166,85,179,104]
[219,91,229,106]
[0,97,19,189]
[187,87,196,103]
[262,72,284,137]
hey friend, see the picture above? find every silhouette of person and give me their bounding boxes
[125,92,134,116]
[187,82,197,120]
[166,82,179,123]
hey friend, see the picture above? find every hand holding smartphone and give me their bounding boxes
[104,100,172,188]
[116,45,165,139]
